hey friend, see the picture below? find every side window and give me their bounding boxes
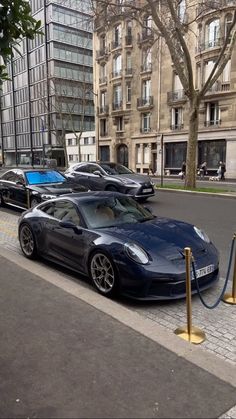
[1,171,18,182]
[39,202,56,216]
[75,165,89,173]
[15,172,25,184]
[54,201,80,224]
[88,164,101,174]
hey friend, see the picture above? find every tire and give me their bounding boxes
[0,193,5,207]
[89,251,119,298]
[31,198,39,208]
[19,224,38,259]
[105,185,118,192]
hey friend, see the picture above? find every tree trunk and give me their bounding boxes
[185,98,200,189]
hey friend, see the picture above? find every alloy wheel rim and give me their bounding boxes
[20,225,34,256]
[91,253,115,293]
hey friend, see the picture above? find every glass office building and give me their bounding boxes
[0,0,94,167]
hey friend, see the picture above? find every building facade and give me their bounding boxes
[66,130,96,166]
[0,0,94,168]
[93,0,236,177]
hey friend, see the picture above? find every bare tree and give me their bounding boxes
[92,0,236,187]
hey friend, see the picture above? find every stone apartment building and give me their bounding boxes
[93,0,236,178]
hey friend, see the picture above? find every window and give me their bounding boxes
[68,138,73,146]
[206,102,220,126]
[136,145,141,164]
[126,82,131,103]
[126,20,132,44]
[177,0,186,23]
[113,54,122,77]
[222,59,231,82]
[113,85,122,108]
[116,116,123,131]
[142,79,151,100]
[142,48,152,71]
[206,19,220,48]
[100,34,106,50]
[143,15,152,36]
[173,73,183,91]
[171,108,183,130]
[225,13,233,40]
[141,113,151,132]
[100,119,107,136]
[100,63,107,83]
[165,142,187,168]
[126,52,132,74]
[113,24,122,48]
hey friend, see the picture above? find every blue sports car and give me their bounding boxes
[18,192,219,300]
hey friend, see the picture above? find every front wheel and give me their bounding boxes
[19,224,38,259]
[89,251,119,298]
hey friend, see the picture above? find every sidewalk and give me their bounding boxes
[0,250,236,418]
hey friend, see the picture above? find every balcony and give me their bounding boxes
[140,127,152,133]
[140,63,152,73]
[99,105,109,115]
[167,90,187,104]
[204,119,221,127]
[116,131,125,139]
[125,35,133,46]
[99,76,107,85]
[137,96,153,109]
[125,67,133,76]
[111,40,122,50]
[112,101,123,111]
[197,0,235,17]
[111,69,122,78]
[206,81,230,94]
[96,48,109,60]
[170,123,184,130]
[138,30,154,44]
[196,37,224,53]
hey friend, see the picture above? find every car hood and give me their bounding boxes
[109,173,152,184]
[28,181,86,194]
[102,217,215,261]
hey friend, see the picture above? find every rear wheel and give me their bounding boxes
[89,251,119,297]
[0,193,4,207]
[19,224,38,259]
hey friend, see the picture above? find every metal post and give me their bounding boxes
[174,247,206,344]
[223,233,236,304]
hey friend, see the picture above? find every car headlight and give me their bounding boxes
[41,194,57,200]
[124,242,149,264]
[194,226,210,243]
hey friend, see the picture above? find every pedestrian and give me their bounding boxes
[181,161,186,180]
[199,161,207,179]
[219,161,226,180]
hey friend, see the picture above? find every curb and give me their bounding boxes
[156,188,236,199]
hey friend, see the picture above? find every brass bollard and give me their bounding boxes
[223,234,236,305]
[174,247,206,344]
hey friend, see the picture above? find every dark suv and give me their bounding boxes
[65,162,155,201]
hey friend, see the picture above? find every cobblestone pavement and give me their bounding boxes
[1,209,235,366]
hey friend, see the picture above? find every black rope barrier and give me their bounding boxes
[192,236,236,309]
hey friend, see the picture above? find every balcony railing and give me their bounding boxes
[111,40,122,50]
[112,101,123,111]
[125,35,132,45]
[204,119,221,127]
[111,70,122,78]
[140,63,152,72]
[116,131,125,138]
[137,96,153,108]
[96,48,108,59]
[167,90,187,102]
[206,81,230,93]
[99,105,109,114]
[99,76,107,84]
[125,67,133,76]
[170,123,184,130]
[140,127,152,133]
[196,37,224,53]
[138,30,154,43]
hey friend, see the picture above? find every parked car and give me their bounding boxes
[65,162,155,201]
[18,191,219,300]
[0,168,87,210]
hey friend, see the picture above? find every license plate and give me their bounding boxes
[192,264,215,280]
[143,188,152,193]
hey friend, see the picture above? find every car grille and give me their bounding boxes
[148,269,219,298]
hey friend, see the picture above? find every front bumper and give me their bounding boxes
[125,185,155,199]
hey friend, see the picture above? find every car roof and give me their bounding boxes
[46,191,128,204]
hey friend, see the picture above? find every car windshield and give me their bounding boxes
[80,196,154,229]
[25,170,66,185]
[100,163,133,175]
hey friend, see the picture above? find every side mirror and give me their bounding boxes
[16,180,25,186]
[59,220,82,234]
[93,170,103,177]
